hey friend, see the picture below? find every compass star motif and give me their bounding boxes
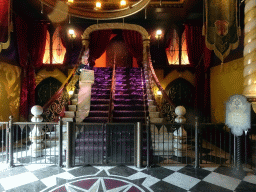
[51,177,145,192]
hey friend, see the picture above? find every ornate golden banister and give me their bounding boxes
[42,47,85,121]
[147,54,176,108]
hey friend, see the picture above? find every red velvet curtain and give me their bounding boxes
[185,24,212,122]
[0,0,9,43]
[88,30,112,67]
[122,30,143,67]
[15,15,47,121]
[29,22,47,109]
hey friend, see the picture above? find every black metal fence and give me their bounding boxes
[1,117,255,170]
[66,122,136,167]
[0,117,64,167]
[148,120,256,170]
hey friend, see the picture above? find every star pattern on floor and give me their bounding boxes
[0,164,255,192]
[55,177,145,192]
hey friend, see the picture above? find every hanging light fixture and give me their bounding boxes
[67,0,74,3]
[120,0,127,6]
[95,1,102,9]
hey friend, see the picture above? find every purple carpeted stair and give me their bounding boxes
[113,67,147,123]
[83,67,112,123]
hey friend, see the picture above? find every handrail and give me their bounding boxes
[141,67,148,124]
[43,46,86,111]
[42,65,79,111]
[147,54,176,108]
[42,47,86,122]
[108,58,116,123]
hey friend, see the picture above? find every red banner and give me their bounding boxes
[0,0,10,43]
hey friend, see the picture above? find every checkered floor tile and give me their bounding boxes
[0,163,255,192]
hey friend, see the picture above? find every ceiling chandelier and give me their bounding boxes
[40,0,151,20]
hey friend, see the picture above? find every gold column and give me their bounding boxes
[243,0,256,100]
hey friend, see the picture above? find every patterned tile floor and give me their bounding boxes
[0,161,256,192]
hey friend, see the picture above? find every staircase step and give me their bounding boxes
[64,111,75,118]
[89,111,109,117]
[149,111,160,118]
[113,110,146,117]
[90,104,109,111]
[91,99,110,104]
[114,104,145,111]
[68,105,77,111]
[114,99,144,105]
[148,105,157,112]
[62,117,74,122]
[71,99,78,105]
[83,117,108,123]
[150,117,164,123]
[113,117,145,123]
[148,100,154,106]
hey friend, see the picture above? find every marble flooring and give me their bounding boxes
[0,162,255,192]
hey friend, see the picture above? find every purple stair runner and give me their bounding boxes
[113,67,147,123]
[83,67,112,123]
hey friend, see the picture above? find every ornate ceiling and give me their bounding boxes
[39,0,185,20]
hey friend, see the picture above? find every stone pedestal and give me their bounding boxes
[30,105,45,157]
[76,69,94,123]
[174,106,187,157]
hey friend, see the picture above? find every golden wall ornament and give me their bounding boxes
[203,0,240,62]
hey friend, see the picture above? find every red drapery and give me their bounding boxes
[15,15,47,120]
[15,15,30,121]
[185,24,212,122]
[29,22,47,108]
[122,30,143,67]
[88,30,112,67]
[0,0,9,43]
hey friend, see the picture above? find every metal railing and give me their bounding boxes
[66,122,137,167]
[108,60,116,123]
[146,118,256,170]
[0,116,63,167]
[143,53,176,122]
[2,117,255,170]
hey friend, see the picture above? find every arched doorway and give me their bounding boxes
[82,23,150,66]
[35,77,62,107]
[165,78,195,123]
[106,31,133,68]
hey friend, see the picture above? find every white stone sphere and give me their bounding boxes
[175,106,186,116]
[31,105,43,116]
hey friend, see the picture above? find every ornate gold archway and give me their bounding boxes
[81,23,150,64]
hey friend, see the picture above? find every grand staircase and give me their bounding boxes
[61,66,164,164]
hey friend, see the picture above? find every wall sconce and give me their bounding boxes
[67,0,74,3]
[69,90,74,96]
[68,29,76,39]
[155,29,162,48]
[157,90,162,96]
